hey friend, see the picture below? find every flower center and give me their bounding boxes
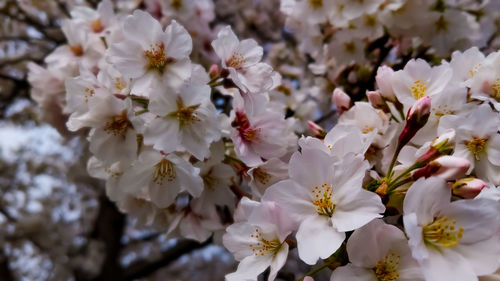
[91,18,104,33]
[104,110,132,137]
[232,111,260,142]
[373,252,400,281]
[492,78,500,101]
[115,77,126,92]
[423,216,463,248]
[202,172,216,190]
[309,0,323,8]
[249,228,282,257]
[84,87,95,103]
[69,45,84,56]
[226,53,246,69]
[469,64,481,77]
[344,41,356,54]
[171,0,182,9]
[362,125,375,134]
[170,97,201,127]
[144,43,175,73]
[153,158,176,184]
[411,80,427,99]
[253,168,271,185]
[312,184,335,217]
[466,137,487,161]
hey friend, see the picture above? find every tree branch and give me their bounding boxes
[119,239,212,281]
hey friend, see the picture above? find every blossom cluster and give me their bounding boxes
[27,0,500,281]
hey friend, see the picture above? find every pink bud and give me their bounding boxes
[209,64,219,79]
[399,96,431,146]
[452,178,488,199]
[304,277,315,281]
[413,156,470,180]
[416,129,456,165]
[375,65,396,101]
[307,120,326,139]
[367,90,391,113]
[332,88,351,115]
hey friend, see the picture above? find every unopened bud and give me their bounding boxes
[209,64,219,79]
[416,129,456,165]
[367,90,390,113]
[452,178,488,199]
[332,88,351,115]
[307,120,326,139]
[304,277,314,281]
[399,96,431,146]
[375,65,396,101]
[413,156,470,181]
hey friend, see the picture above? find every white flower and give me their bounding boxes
[467,52,500,111]
[403,177,500,281]
[211,26,279,93]
[248,158,289,198]
[143,82,221,160]
[119,149,203,208]
[223,197,293,281]
[71,0,115,34]
[230,94,295,166]
[263,147,385,265]
[438,104,500,185]
[391,59,453,112]
[331,219,423,281]
[107,10,192,95]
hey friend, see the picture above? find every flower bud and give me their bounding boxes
[307,120,326,139]
[304,277,314,281]
[332,88,351,115]
[375,65,396,101]
[367,90,390,113]
[452,178,488,199]
[209,64,219,79]
[413,156,470,181]
[398,96,431,147]
[415,129,456,165]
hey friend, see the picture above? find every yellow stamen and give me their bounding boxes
[374,252,400,281]
[144,43,175,73]
[226,53,246,69]
[248,228,282,257]
[153,158,176,184]
[104,110,132,137]
[423,216,464,248]
[309,0,323,8]
[253,168,271,185]
[466,137,487,161]
[170,97,200,127]
[312,184,335,217]
[411,80,427,99]
[171,0,182,9]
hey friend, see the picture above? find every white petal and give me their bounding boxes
[296,215,345,265]
[330,264,376,281]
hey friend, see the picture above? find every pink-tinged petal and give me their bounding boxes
[163,20,192,59]
[455,236,500,276]
[421,248,477,281]
[262,180,317,223]
[404,213,429,261]
[487,134,500,166]
[330,264,376,281]
[223,222,260,261]
[107,41,146,78]
[130,72,158,95]
[123,10,163,48]
[143,117,180,154]
[296,215,345,265]
[331,188,384,232]
[162,58,192,89]
[236,39,263,67]
[347,219,406,268]
[403,177,451,225]
[289,149,334,189]
[211,26,239,64]
[268,243,289,281]
[225,254,273,281]
[440,198,499,243]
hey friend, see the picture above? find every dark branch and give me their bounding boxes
[119,239,212,281]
